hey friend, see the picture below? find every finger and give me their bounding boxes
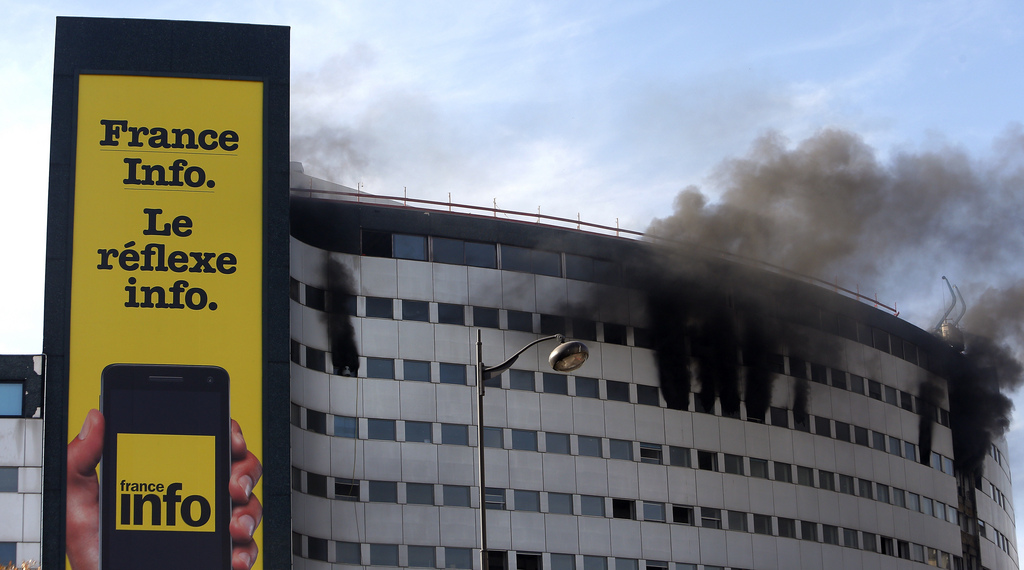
[229,494,262,544]
[230,450,263,504]
[67,409,104,479]
[231,419,248,460]
[231,539,258,570]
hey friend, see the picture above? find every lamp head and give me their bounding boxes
[548,340,589,372]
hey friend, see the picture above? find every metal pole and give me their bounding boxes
[476,330,490,570]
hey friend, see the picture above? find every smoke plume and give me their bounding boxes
[324,258,360,377]
[646,126,1024,474]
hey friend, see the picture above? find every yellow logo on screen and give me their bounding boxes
[115,433,216,532]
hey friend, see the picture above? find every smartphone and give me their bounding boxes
[99,364,231,570]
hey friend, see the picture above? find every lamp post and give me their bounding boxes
[475,330,589,570]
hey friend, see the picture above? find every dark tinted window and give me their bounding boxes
[465,242,497,268]
[542,373,568,395]
[361,229,392,257]
[501,245,532,272]
[540,314,566,335]
[606,381,630,402]
[604,323,627,345]
[366,358,394,379]
[365,297,393,318]
[432,237,464,264]
[393,234,427,260]
[507,310,533,332]
[575,377,599,398]
[565,254,593,281]
[439,363,466,385]
[437,303,464,325]
[636,385,660,406]
[473,306,500,328]
[402,300,429,321]
[572,318,597,341]
[404,360,431,382]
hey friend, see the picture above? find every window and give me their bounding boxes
[548,492,573,514]
[439,363,466,385]
[811,363,827,383]
[834,421,851,442]
[614,559,637,570]
[511,429,537,451]
[404,360,431,382]
[801,521,818,541]
[849,374,864,394]
[636,385,660,406]
[862,532,877,552]
[436,424,467,446]
[403,300,429,321]
[367,419,396,440]
[473,306,500,328]
[445,547,473,569]
[858,479,873,499]
[540,314,566,335]
[583,557,607,570]
[365,296,393,318]
[483,427,504,448]
[773,462,792,483]
[843,528,859,548]
[572,318,597,341]
[609,439,632,460]
[814,416,831,437]
[543,373,568,395]
[546,432,571,454]
[405,421,433,443]
[884,385,898,405]
[580,495,605,516]
[551,554,575,570]
[0,384,22,417]
[407,483,435,505]
[514,490,540,512]
[603,323,628,345]
[839,474,855,495]
[749,458,769,479]
[669,446,691,467]
[854,426,869,446]
[393,234,427,260]
[509,370,535,391]
[606,380,630,402]
[483,487,506,510]
[728,511,748,531]
[892,488,906,508]
[868,379,882,400]
[437,303,464,325]
[643,501,666,522]
[639,443,663,464]
[507,310,533,332]
[337,541,361,564]
[366,357,394,379]
[408,546,436,568]
[697,451,718,471]
[368,481,398,502]
[888,436,901,456]
[876,484,890,504]
[612,499,635,520]
[770,407,789,428]
[724,454,744,475]
[907,492,920,512]
[822,525,839,545]
[335,478,359,501]
[818,470,835,491]
[753,514,772,535]
[578,436,602,457]
[872,431,886,451]
[441,485,471,507]
[644,562,667,570]
[777,517,796,538]
[575,376,600,398]
[306,410,326,434]
[672,505,694,525]
[797,466,814,486]
[308,537,329,561]
[904,441,916,462]
[307,473,327,497]
[830,369,847,389]
[943,457,954,475]
[700,507,722,529]
[921,497,933,516]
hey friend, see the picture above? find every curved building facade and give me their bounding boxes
[286,166,1017,570]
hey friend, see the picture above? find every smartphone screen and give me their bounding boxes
[100,364,230,570]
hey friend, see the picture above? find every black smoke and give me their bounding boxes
[324,258,360,377]
[645,127,1024,471]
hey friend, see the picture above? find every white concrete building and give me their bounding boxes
[286,167,1017,570]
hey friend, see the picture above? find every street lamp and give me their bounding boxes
[475,330,589,570]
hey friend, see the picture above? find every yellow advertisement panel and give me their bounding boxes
[66,74,263,570]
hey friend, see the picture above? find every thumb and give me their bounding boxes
[67,409,104,478]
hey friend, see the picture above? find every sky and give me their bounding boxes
[2,0,1024,554]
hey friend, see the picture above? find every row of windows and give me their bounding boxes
[292,405,473,445]
[294,532,476,568]
[289,407,958,528]
[353,230,936,373]
[291,276,950,424]
[290,346,955,479]
[289,476,964,569]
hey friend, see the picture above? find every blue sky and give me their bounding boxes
[2,0,1023,553]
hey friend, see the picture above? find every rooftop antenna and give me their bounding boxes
[934,276,965,352]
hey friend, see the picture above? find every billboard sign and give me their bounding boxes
[43,18,290,570]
